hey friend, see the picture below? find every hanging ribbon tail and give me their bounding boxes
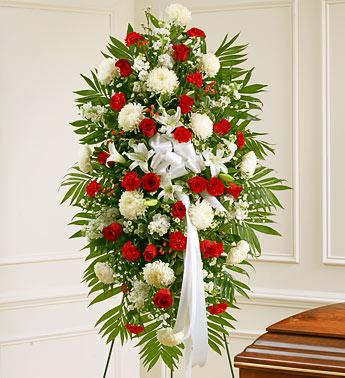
[173,194,208,376]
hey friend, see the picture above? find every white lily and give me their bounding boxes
[202,148,232,177]
[125,143,154,173]
[158,174,184,202]
[222,139,238,160]
[154,107,182,135]
[106,142,126,166]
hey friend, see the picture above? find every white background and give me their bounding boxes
[1,0,345,377]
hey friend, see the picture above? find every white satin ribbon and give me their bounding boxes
[149,134,202,179]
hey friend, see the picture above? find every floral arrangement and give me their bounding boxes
[61,3,288,374]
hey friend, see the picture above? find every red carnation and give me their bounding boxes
[86,180,102,197]
[186,27,206,38]
[125,323,145,335]
[188,176,208,194]
[173,126,193,143]
[187,72,203,88]
[121,172,141,191]
[169,231,187,251]
[153,289,173,309]
[122,241,140,262]
[208,303,228,315]
[115,59,132,77]
[179,94,194,114]
[226,182,243,199]
[102,222,123,242]
[200,240,224,259]
[141,173,160,192]
[143,244,158,262]
[125,32,144,47]
[172,201,186,219]
[97,151,110,165]
[110,92,126,111]
[213,118,231,136]
[207,177,224,196]
[139,118,157,137]
[172,44,190,62]
[237,131,246,149]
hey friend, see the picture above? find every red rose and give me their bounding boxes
[141,173,160,192]
[226,182,243,199]
[172,201,186,219]
[102,222,123,242]
[179,94,194,114]
[188,176,208,193]
[86,180,102,197]
[213,119,231,136]
[139,118,157,137]
[169,231,187,251]
[110,92,126,111]
[173,126,193,143]
[200,240,224,259]
[115,59,132,77]
[207,177,224,196]
[237,131,246,149]
[97,151,110,165]
[143,244,158,262]
[187,72,203,88]
[208,303,228,315]
[125,323,145,335]
[125,32,144,47]
[122,241,140,262]
[153,289,173,309]
[186,27,206,38]
[172,44,190,62]
[121,172,141,191]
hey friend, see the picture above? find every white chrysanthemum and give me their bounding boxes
[157,327,184,347]
[78,145,92,173]
[146,67,178,95]
[128,280,150,309]
[97,58,119,85]
[226,240,250,264]
[118,103,145,132]
[189,200,214,230]
[190,113,213,140]
[81,103,107,123]
[199,53,220,77]
[240,151,257,178]
[166,3,191,26]
[143,260,175,288]
[119,190,147,220]
[148,214,170,236]
[94,262,115,284]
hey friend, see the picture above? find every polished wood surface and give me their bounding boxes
[235,303,345,377]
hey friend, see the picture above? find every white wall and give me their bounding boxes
[0,1,139,377]
[134,0,345,377]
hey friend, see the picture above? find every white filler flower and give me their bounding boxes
[97,58,118,85]
[94,262,115,284]
[78,145,92,173]
[189,200,214,230]
[240,151,257,178]
[148,214,170,236]
[166,3,192,25]
[226,240,250,264]
[199,53,220,77]
[128,279,150,309]
[146,67,178,95]
[157,327,184,347]
[119,190,147,220]
[143,260,175,288]
[190,113,213,140]
[118,103,145,132]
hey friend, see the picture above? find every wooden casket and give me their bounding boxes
[234,303,345,377]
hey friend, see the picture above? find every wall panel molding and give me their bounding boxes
[322,0,345,265]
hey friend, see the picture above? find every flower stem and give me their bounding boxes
[103,340,115,378]
[223,333,236,378]
[170,368,174,378]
